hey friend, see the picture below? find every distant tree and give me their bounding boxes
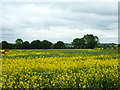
[42,40,52,49]
[72,38,85,49]
[30,40,42,49]
[72,34,99,49]
[118,44,120,47]
[79,38,86,48]
[22,41,29,49]
[53,41,66,49]
[72,38,80,49]
[1,41,9,49]
[83,34,99,49]
[15,38,23,44]
[0,42,1,49]
[15,38,23,49]
[8,43,15,49]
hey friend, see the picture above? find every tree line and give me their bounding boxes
[1,34,100,49]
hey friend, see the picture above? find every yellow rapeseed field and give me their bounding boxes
[1,49,119,88]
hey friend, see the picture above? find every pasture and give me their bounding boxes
[1,49,119,88]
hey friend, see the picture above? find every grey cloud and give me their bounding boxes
[1,2,118,43]
[3,2,117,30]
[48,2,117,16]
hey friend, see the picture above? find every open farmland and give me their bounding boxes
[1,49,119,88]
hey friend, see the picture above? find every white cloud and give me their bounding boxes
[1,2,118,43]
[2,26,117,43]
[0,0,118,3]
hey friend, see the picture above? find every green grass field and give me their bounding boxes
[1,49,119,88]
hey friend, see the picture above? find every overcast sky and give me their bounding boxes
[1,2,118,43]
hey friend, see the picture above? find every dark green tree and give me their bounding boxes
[1,41,9,49]
[22,41,30,49]
[72,38,85,49]
[8,43,15,49]
[30,40,42,49]
[15,38,23,49]
[0,42,1,49]
[72,38,80,48]
[118,44,120,47]
[72,34,99,49]
[42,40,52,49]
[53,41,66,49]
[83,34,99,49]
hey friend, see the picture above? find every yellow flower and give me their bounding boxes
[83,85,86,88]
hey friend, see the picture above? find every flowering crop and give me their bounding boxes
[1,49,119,88]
